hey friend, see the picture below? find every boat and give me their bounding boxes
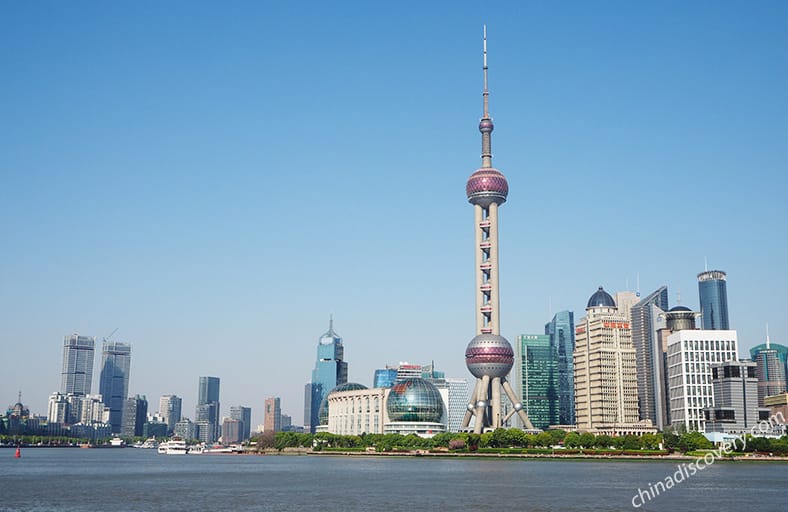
[187,444,205,454]
[134,437,159,449]
[157,439,189,455]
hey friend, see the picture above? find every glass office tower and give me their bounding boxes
[630,286,669,428]
[698,270,729,330]
[61,334,95,397]
[304,319,348,433]
[516,334,558,429]
[545,311,575,425]
[197,376,220,442]
[99,341,132,433]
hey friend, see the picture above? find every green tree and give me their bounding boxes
[535,431,554,447]
[564,432,581,448]
[578,432,595,449]
[546,429,567,445]
[621,435,641,451]
[594,434,613,449]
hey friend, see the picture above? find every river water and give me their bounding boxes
[0,448,785,511]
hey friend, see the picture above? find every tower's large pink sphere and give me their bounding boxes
[465,334,514,379]
[466,168,508,207]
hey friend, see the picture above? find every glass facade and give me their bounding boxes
[630,287,669,428]
[386,378,444,423]
[373,368,398,388]
[516,334,558,429]
[99,341,131,433]
[61,334,95,397]
[545,311,575,425]
[197,376,220,442]
[698,270,729,330]
[305,320,348,433]
[229,406,252,441]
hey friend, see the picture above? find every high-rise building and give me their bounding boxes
[373,367,398,388]
[750,340,788,395]
[653,305,700,428]
[752,334,788,405]
[80,394,109,425]
[229,406,252,441]
[460,28,534,434]
[545,310,575,426]
[99,341,131,433]
[614,290,640,325]
[61,334,95,397]
[516,334,558,429]
[667,329,738,431]
[698,270,730,330]
[704,360,770,433]
[222,419,242,444]
[630,286,669,428]
[121,395,147,437]
[440,378,470,433]
[47,392,69,424]
[304,318,348,433]
[195,420,214,444]
[573,287,641,432]
[174,418,196,440]
[197,376,220,441]
[264,397,281,433]
[159,395,182,434]
[195,403,218,442]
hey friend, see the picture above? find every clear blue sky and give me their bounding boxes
[2,1,787,428]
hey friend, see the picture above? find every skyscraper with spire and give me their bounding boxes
[460,27,535,433]
[304,317,348,433]
[752,327,788,405]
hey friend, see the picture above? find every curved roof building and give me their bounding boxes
[587,286,616,309]
[385,378,446,437]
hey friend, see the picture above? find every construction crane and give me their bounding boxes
[103,328,119,343]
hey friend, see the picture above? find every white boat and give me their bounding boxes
[134,437,159,449]
[157,439,189,455]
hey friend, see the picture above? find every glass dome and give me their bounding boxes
[386,378,444,423]
[317,382,368,425]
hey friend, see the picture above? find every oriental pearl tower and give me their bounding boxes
[461,27,535,433]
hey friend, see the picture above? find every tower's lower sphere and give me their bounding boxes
[465,333,514,378]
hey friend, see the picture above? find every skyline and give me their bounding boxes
[2,2,787,427]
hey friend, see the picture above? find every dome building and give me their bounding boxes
[316,382,368,432]
[573,286,655,436]
[384,378,446,437]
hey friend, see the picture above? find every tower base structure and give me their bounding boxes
[461,376,535,433]
[462,333,536,433]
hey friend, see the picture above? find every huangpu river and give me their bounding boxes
[0,448,785,511]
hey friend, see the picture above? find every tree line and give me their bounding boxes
[251,428,786,454]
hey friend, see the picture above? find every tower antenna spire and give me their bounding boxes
[766,323,771,349]
[479,25,494,168]
[483,24,489,118]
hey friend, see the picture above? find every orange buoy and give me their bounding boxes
[15,447,21,458]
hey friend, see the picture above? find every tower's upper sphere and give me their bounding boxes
[465,333,514,378]
[466,168,508,207]
[478,118,494,133]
